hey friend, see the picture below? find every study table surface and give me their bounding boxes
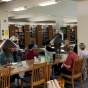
[10,59,61,75]
[0,55,67,81]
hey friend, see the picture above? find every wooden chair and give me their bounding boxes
[21,62,47,88]
[61,58,83,88]
[0,67,11,88]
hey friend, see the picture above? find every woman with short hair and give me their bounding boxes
[57,44,79,75]
[79,43,88,58]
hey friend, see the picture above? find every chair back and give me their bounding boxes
[83,55,88,70]
[0,67,11,88]
[31,62,47,86]
[72,58,83,76]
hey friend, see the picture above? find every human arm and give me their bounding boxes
[63,56,72,69]
[79,52,83,58]
[46,46,55,52]
[63,62,71,69]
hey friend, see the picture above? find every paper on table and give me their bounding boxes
[12,62,17,65]
[60,54,67,62]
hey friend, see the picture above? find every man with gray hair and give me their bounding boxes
[53,29,62,55]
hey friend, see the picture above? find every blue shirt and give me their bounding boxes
[24,44,38,52]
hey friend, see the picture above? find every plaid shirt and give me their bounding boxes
[0,50,7,65]
[0,50,14,65]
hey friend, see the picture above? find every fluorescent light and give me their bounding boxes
[13,7,26,11]
[2,0,11,1]
[39,0,59,6]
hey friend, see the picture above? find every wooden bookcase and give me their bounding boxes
[24,25,30,47]
[9,25,16,37]
[66,25,77,43]
[9,25,55,48]
[74,26,77,41]
[9,24,30,48]
[36,25,42,48]
[47,25,53,40]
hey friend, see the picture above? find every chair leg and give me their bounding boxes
[72,78,74,88]
[31,85,33,88]
[44,82,46,88]
[80,75,83,88]
[21,81,23,88]
[17,78,19,87]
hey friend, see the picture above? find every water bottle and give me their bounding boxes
[45,54,50,63]
[17,56,21,62]
[17,56,23,69]
[45,54,48,62]
[38,56,41,62]
[34,56,38,63]
[47,55,50,63]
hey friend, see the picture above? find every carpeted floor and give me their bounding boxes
[10,74,88,88]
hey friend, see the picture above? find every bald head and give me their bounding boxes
[56,29,60,34]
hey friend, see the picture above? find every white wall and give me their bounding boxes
[77,1,88,54]
[0,11,9,39]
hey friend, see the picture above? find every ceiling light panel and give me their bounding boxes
[13,7,27,11]
[2,0,12,2]
[39,0,60,6]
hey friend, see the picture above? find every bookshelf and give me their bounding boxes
[36,25,42,48]
[47,25,53,40]
[9,24,30,48]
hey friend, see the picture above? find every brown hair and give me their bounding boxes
[28,44,34,49]
[63,44,73,52]
[79,43,85,50]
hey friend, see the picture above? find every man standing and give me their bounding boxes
[54,29,62,55]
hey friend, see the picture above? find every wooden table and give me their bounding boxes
[0,55,67,81]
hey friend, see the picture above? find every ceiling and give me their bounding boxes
[0,0,80,25]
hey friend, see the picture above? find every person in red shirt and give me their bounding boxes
[24,44,38,77]
[60,44,79,75]
[25,43,38,60]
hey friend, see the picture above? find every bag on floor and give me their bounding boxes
[57,78,65,88]
[47,79,61,88]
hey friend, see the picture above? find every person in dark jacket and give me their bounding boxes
[53,29,62,54]
[73,40,78,54]
[45,40,55,52]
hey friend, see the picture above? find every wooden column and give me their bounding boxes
[47,25,53,40]
[24,25,30,47]
[9,25,16,38]
[37,25,42,48]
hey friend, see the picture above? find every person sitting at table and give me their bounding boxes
[24,44,38,77]
[24,38,38,52]
[73,40,78,54]
[0,48,13,65]
[58,44,79,75]
[79,43,88,58]
[11,40,23,62]
[25,43,38,60]
[45,40,55,52]
[79,43,88,80]
[45,40,59,75]
[0,48,18,82]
